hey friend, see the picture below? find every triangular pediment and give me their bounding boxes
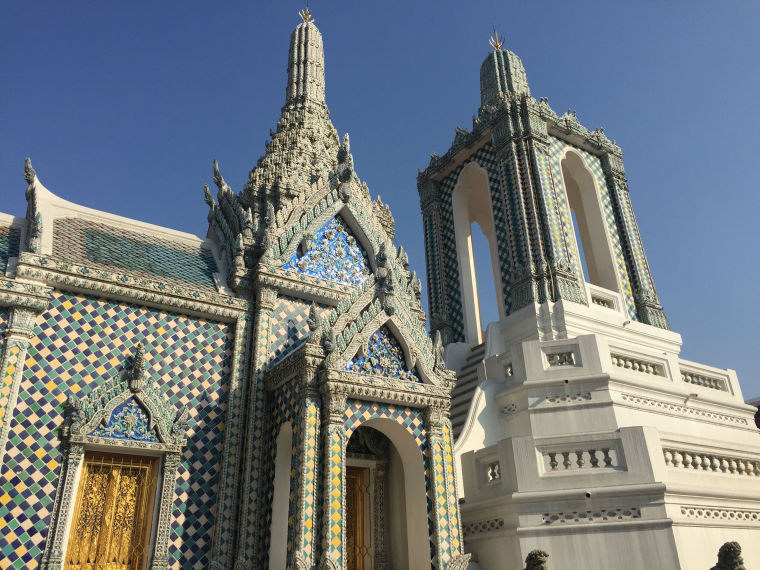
[62,343,190,450]
[283,214,371,286]
[344,325,421,382]
[89,397,159,443]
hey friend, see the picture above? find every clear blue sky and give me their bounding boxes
[2,2,758,398]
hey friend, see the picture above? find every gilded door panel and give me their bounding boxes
[65,454,156,570]
[346,466,371,570]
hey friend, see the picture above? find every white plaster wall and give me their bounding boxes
[386,444,409,569]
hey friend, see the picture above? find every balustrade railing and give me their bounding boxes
[663,448,760,476]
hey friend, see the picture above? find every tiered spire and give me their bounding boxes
[480,30,530,106]
[286,7,326,109]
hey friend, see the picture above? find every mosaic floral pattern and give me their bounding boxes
[90,398,159,442]
[283,216,370,286]
[344,326,421,382]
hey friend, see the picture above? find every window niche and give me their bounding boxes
[40,343,190,570]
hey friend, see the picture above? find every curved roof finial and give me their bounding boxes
[299,5,313,23]
[489,27,504,51]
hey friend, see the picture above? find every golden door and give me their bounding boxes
[65,454,157,570]
[346,466,371,570]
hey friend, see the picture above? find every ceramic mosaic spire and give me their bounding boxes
[285,9,326,110]
[480,31,530,105]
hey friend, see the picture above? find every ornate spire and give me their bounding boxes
[479,30,530,106]
[286,8,326,109]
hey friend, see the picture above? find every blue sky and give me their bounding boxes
[2,2,758,398]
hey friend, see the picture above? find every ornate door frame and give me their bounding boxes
[40,344,189,570]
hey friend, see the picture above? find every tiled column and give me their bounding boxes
[150,453,182,570]
[291,386,321,568]
[320,391,345,569]
[210,312,253,569]
[600,152,668,329]
[426,407,470,570]
[236,286,278,570]
[425,406,450,568]
[0,306,40,461]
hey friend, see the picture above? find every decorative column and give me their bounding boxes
[491,106,553,312]
[150,453,182,569]
[319,389,346,570]
[425,406,470,570]
[236,285,278,570]
[210,312,254,569]
[600,151,668,329]
[39,443,85,570]
[291,352,323,569]
[0,306,42,460]
[372,461,387,570]
[419,179,454,345]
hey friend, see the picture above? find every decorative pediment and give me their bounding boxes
[322,297,451,388]
[282,214,371,286]
[344,325,421,382]
[61,343,189,451]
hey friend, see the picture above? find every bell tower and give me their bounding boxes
[419,32,759,570]
[419,35,667,351]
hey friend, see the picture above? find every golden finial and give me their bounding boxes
[299,6,313,23]
[489,28,504,50]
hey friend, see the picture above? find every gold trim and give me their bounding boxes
[489,29,504,51]
[299,6,313,23]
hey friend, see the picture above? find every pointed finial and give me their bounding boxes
[299,6,313,23]
[24,157,36,185]
[489,28,504,51]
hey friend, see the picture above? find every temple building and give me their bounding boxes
[0,10,757,570]
[0,10,467,570]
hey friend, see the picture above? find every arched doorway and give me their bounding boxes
[452,162,504,345]
[345,419,430,570]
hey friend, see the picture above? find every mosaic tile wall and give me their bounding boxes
[0,226,21,274]
[53,218,219,289]
[546,138,637,318]
[434,143,505,343]
[283,215,371,286]
[0,292,234,569]
[269,296,330,366]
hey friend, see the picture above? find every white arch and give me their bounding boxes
[357,417,431,569]
[560,150,621,293]
[452,162,504,345]
[269,422,293,570]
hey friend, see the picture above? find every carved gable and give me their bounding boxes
[283,214,371,286]
[62,343,189,452]
[344,325,421,382]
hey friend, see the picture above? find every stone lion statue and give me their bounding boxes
[711,542,745,570]
[524,549,549,570]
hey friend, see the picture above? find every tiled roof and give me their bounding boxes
[53,218,219,288]
[0,225,20,274]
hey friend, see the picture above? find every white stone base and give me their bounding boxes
[453,298,760,569]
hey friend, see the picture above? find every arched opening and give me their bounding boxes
[560,151,619,292]
[345,419,430,570]
[269,422,293,570]
[452,162,504,345]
